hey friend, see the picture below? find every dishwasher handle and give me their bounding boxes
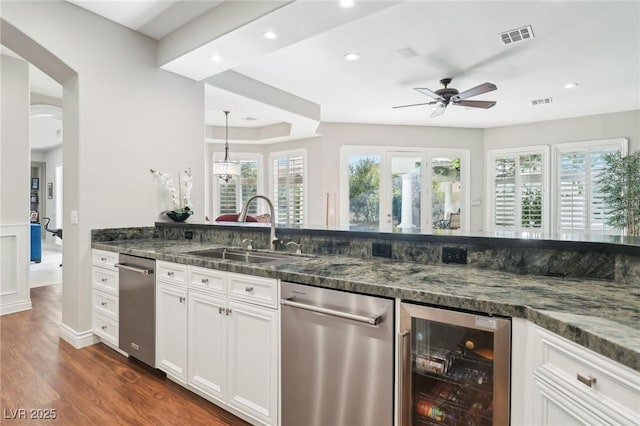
[280,297,383,326]
[115,263,154,276]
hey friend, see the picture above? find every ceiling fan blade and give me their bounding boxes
[430,104,446,117]
[451,82,497,101]
[456,100,497,109]
[414,87,444,101]
[392,102,437,109]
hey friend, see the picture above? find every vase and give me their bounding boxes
[166,208,192,222]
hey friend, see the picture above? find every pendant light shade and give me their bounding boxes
[213,110,240,182]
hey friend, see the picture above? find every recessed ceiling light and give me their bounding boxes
[209,54,221,62]
[563,82,579,89]
[263,31,277,40]
[339,0,355,8]
[344,52,360,61]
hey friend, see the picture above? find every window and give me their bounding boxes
[488,147,548,232]
[554,138,627,234]
[213,154,261,217]
[271,151,306,226]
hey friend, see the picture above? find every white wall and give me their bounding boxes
[2,2,204,344]
[0,54,32,314]
[484,110,640,153]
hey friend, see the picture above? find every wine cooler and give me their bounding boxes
[398,302,511,426]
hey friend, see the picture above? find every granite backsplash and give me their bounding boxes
[91,222,640,284]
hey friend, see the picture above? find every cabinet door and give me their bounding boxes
[156,282,187,383]
[227,300,278,426]
[187,290,227,403]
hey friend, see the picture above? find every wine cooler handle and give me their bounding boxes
[398,329,411,426]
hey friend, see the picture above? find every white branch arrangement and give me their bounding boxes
[150,167,193,213]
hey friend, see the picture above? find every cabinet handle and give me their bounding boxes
[101,278,107,283]
[218,307,223,315]
[179,296,185,303]
[201,278,209,284]
[226,308,232,316]
[167,271,174,277]
[101,257,107,261]
[101,325,107,330]
[101,302,107,306]
[245,286,254,293]
[577,373,596,388]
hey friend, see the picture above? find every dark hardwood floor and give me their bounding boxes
[0,284,250,425]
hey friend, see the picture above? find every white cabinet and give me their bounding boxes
[157,262,279,426]
[226,299,278,425]
[511,318,640,426]
[92,249,119,347]
[188,289,227,403]
[156,260,188,383]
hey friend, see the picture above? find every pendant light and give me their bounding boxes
[213,110,240,182]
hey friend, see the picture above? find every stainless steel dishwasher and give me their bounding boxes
[115,254,156,368]
[281,282,394,426]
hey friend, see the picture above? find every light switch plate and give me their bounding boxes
[70,210,79,224]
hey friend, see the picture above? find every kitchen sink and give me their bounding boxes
[187,248,305,265]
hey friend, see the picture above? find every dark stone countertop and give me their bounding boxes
[93,238,640,372]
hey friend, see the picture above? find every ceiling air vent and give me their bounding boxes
[396,47,419,59]
[531,97,553,106]
[498,25,534,45]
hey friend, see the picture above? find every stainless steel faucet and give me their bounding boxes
[237,195,279,250]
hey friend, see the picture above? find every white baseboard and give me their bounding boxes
[0,299,32,315]
[59,323,99,348]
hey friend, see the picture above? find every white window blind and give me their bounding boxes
[490,150,545,231]
[556,143,622,233]
[273,155,304,226]
[217,160,259,216]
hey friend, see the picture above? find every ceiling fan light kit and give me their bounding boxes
[393,78,497,117]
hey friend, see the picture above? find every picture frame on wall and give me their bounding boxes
[30,211,39,222]
[47,182,53,199]
[30,193,38,203]
[31,178,39,190]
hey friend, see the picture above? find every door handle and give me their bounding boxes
[280,297,383,325]
[115,263,153,275]
[398,329,411,426]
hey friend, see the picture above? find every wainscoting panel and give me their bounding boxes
[0,223,32,315]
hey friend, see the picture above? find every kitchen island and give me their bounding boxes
[92,234,639,372]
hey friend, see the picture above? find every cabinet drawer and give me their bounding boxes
[94,313,118,346]
[93,290,118,320]
[188,266,226,295]
[92,249,119,270]
[157,261,187,285]
[228,272,278,308]
[535,326,640,417]
[93,267,118,295]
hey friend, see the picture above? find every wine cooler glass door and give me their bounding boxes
[398,303,510,426]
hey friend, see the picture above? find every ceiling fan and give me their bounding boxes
[393,78,497,117]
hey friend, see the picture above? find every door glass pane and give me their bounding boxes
[348,155,380,230]
[432,158,461,231]
[391,156,421,231]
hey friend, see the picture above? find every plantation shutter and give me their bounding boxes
[494,157,516,228]
[273,155,305,226]
[557,143,621,233]
[519,154,543,228]
[217,160,259,215]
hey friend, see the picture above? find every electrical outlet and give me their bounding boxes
[372,242,392,258]
[184,231,193,240]
[442,247,467,264]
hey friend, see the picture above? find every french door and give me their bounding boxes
[341,147,468,233]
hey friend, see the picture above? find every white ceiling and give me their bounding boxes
[25,1,640,139]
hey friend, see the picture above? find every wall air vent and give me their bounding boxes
[531,97,553,106]
[498,25,534,45]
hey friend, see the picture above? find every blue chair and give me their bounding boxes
[30,223,42,263]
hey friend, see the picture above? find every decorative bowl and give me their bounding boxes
[166,208,192,222]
